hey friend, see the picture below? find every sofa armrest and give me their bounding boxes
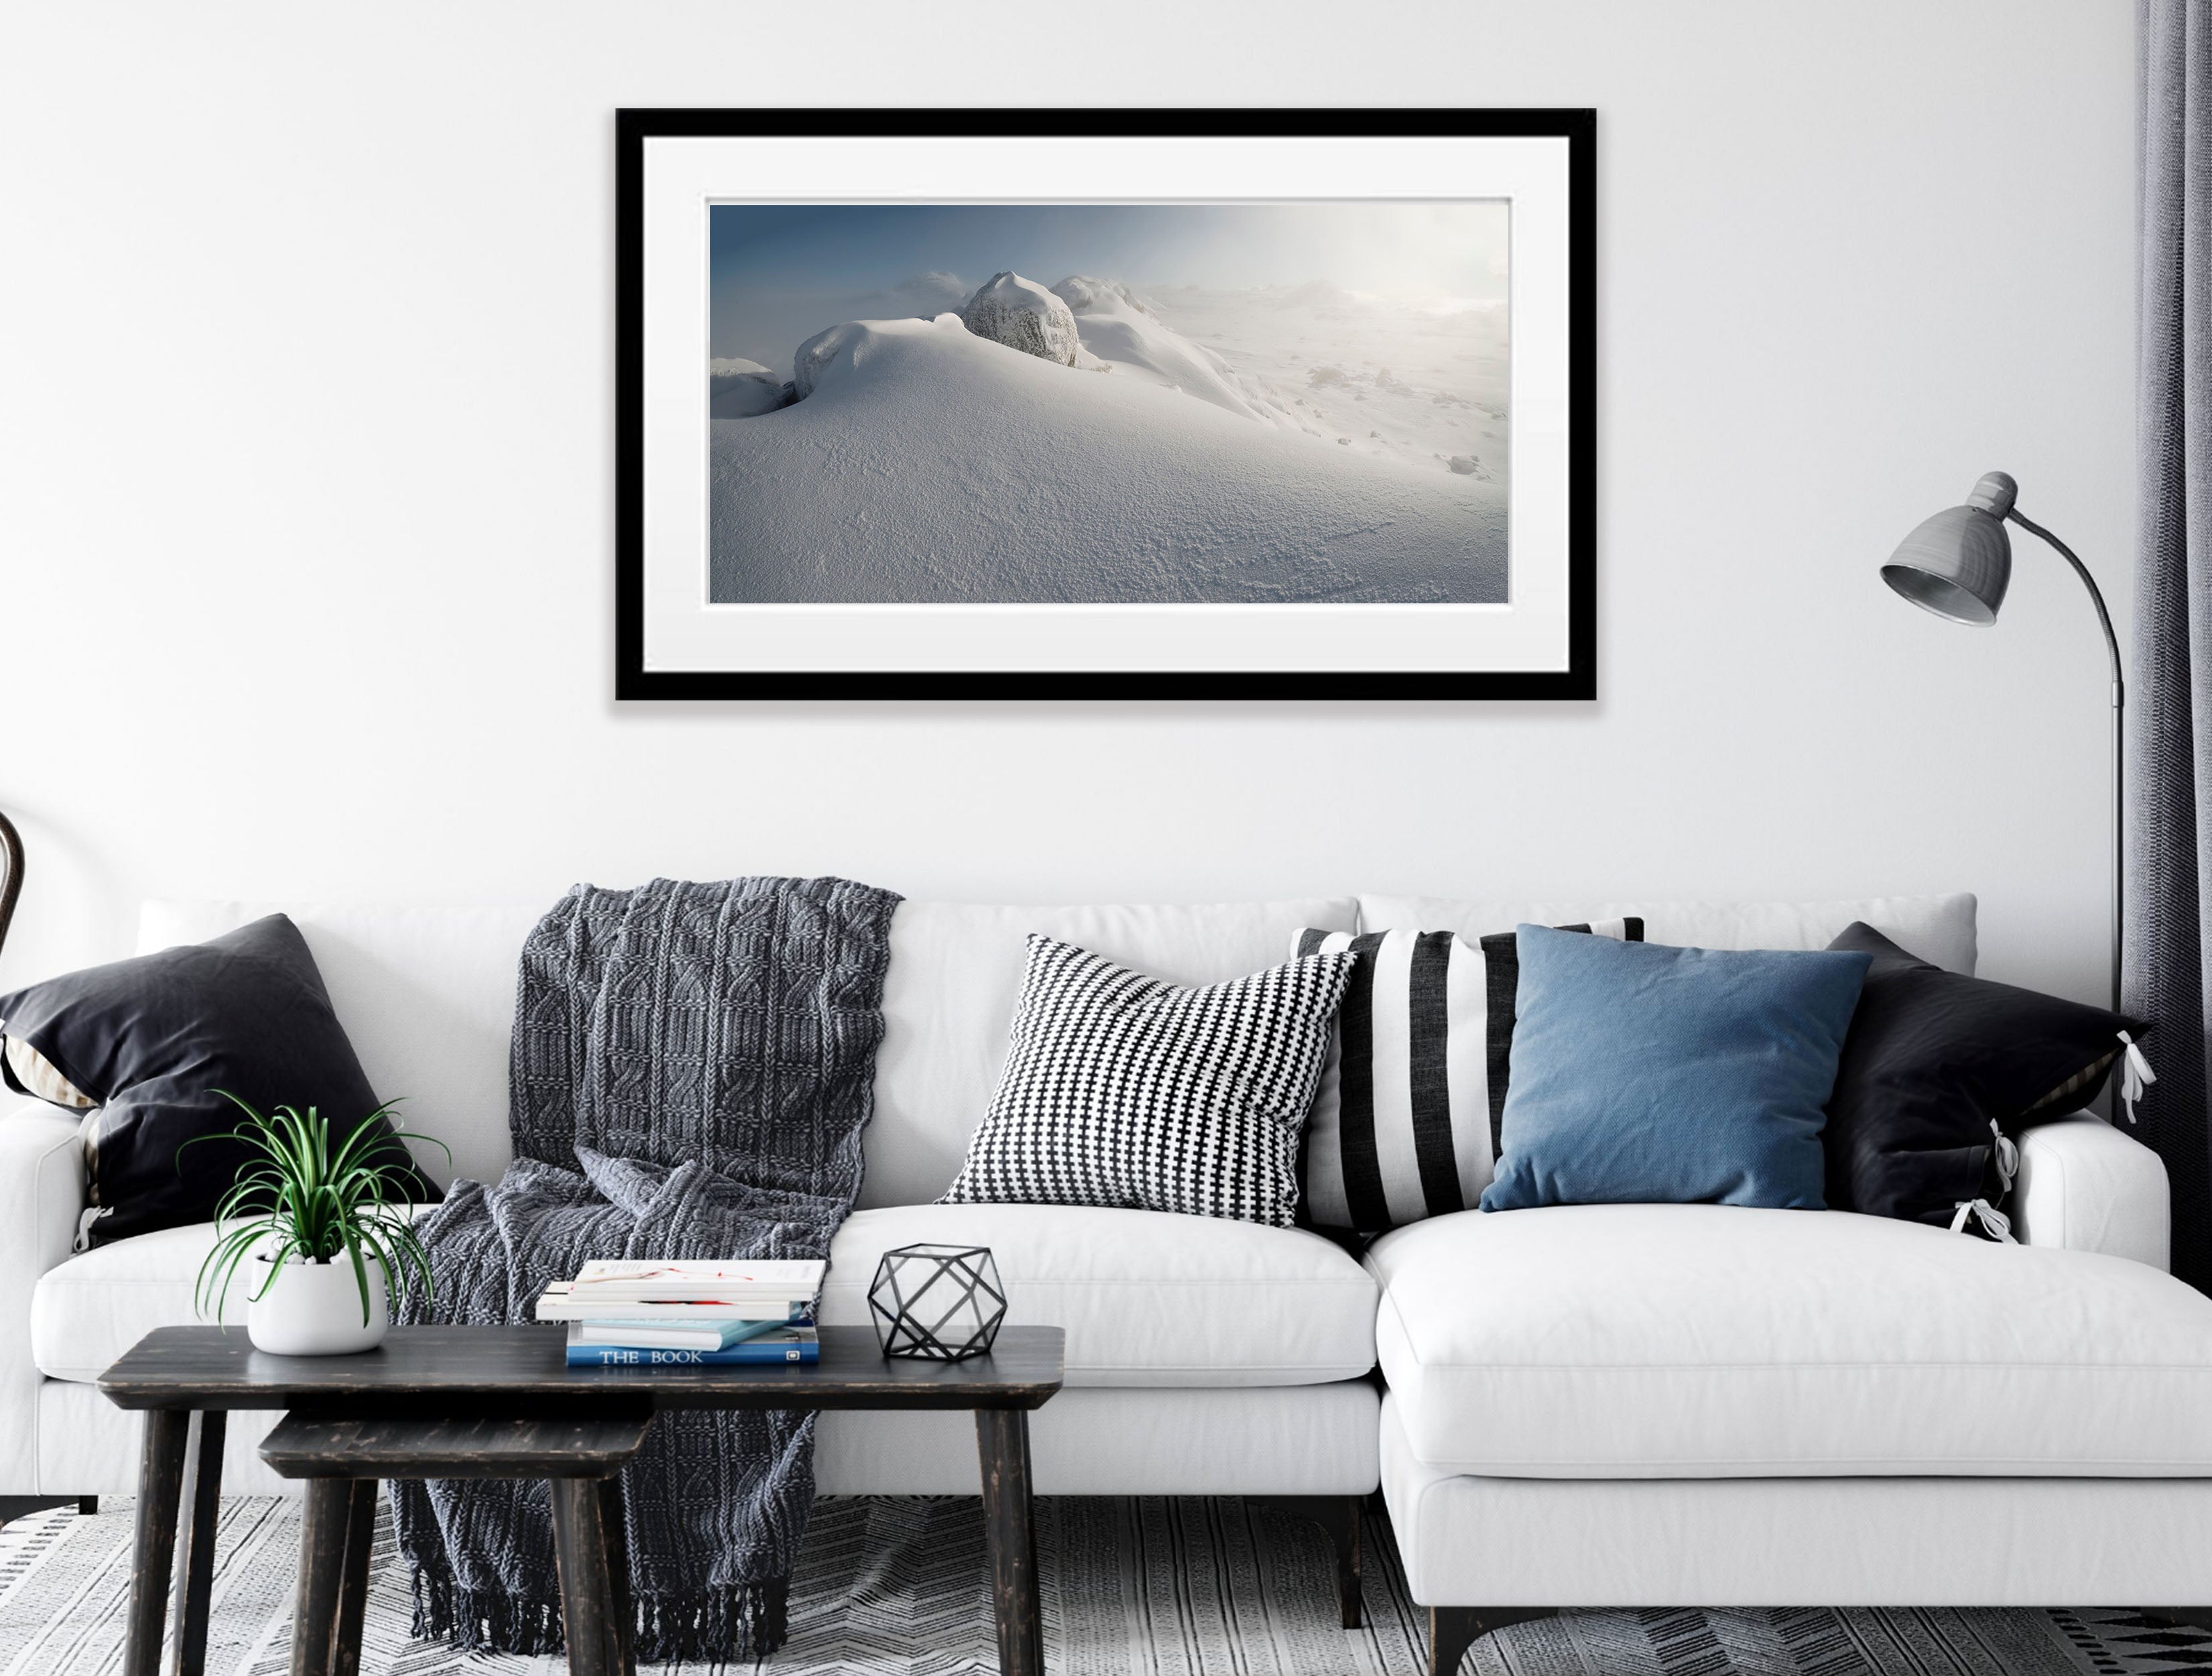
[0,1103,86,1278]
[0,1102,88,1490]
[2013,1113,2170,1270]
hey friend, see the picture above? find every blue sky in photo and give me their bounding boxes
[708,201,1508,367]
[710,202,1508,296]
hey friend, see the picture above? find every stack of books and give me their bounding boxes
[536,1258,825,1368]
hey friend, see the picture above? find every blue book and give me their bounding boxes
[565,1325,819,1367]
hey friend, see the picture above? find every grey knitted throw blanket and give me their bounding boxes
[391,876,902,1662]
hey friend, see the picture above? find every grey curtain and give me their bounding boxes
[2130,0,2212,1291]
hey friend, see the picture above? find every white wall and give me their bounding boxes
[0,1,2136,1002]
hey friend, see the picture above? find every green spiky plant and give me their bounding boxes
[191,1094,450,1327]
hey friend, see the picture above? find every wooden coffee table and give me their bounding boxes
[99,1324,1065,1676]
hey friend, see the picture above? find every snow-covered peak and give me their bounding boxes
[1050,275,1155,318]
[1046,278,1292,428]
[959,272,1081,366]
[793,319,875,399]
[711,357,792,417]
[791,314,982,401]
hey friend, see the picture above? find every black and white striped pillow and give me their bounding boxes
[1294,920,1644,1232]
[941,935,1359,1228]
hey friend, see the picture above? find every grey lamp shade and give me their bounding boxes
[1880,472,2018,626]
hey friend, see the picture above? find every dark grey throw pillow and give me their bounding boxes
[0,914,440,1246]
[1822,921,2144,1229]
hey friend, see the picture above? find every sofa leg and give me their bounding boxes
[77,1497,97,1516]
[1428,1606,1554,1676]
[1252,1496,1362,1627]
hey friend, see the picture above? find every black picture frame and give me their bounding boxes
[617,107,1595,701]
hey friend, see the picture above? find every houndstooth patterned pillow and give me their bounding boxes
[940,935,1359,1227]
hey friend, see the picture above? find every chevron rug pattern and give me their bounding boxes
[0,1495,2205,1675]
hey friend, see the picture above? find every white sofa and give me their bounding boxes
[7,896,1386,1514]
[3,888,2204,1669]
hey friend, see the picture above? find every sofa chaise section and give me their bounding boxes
[1371,1194,2212,1479]
[1365,1117,2206,1671]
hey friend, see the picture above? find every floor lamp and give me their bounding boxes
[1880,470,2124,1012]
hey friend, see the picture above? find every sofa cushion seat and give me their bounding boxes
[34,1219,241,1382]
[32,1209,436,1383]
[1369,1201,2212,1477]
[820,1203,1376,1386]
[35,1200,1379,1390]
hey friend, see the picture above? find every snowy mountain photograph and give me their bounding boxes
[706,202,1511,606]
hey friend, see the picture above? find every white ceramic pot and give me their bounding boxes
[246,1250,389,1356]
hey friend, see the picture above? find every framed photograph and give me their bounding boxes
[617,109,1594,699]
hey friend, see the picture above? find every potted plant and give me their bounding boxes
[192,1095,446,1356]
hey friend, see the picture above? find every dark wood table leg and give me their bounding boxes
[290,1478,358,1676]
[173,1409,228,1676]
[549,1477,617,1676]
[597,1474,637,1676]
[122,1407,190,1676]
[329,1480,379,1676]
[975,1408,1043,1676]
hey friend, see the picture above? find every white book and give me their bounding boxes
[565,1259,826,1303]
[570,1318,784,1352]
[534,1286,810,1324]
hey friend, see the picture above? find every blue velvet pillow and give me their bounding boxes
[1479,925,1872,1212]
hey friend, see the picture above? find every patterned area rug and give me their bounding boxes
[0,1494,2205,1675]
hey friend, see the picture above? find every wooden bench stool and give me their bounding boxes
[259,1408,652,1676]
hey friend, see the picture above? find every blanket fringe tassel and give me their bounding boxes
[410,1565,791,1661]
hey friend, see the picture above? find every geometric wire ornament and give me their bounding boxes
[867,1243,1007,1361]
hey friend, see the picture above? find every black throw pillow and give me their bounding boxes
[1822,920,2144,1227]
[0,914,440,1246]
